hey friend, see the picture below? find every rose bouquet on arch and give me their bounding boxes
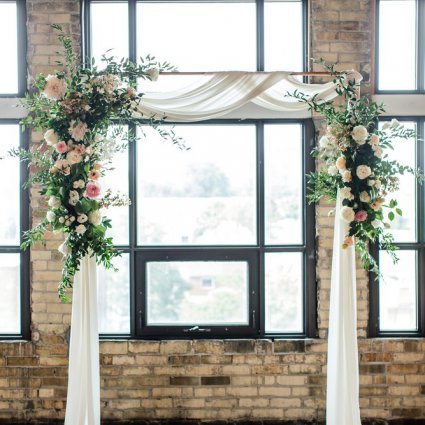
[11,25,184,301]
[288,61,422,275]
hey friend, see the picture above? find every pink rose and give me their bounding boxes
[68,120,88,142]
[55,141,68,154]
[355,210,368,222]
[86,182,101,199]
[74,144,86,155]
[43,75,67,100]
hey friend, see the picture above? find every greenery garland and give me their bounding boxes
[288,61,423,275]
[10,25,184,301]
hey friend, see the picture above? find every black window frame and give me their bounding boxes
[369,116,425,338]
[83,0,315,339]
[81,0,308,73]
[375,0,425,94]
[0,0,29,340]
[101,119,316,340]
[0,119,30,340]
[0,0,27,98]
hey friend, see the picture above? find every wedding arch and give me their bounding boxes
[17,26,419,425]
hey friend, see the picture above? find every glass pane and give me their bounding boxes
[102,133,129,245]
[265,252,303,333]
[0,125,20,245]
[98,253,130,334]
[146,261,249,325]
[264,0,303,71]
[91,2,128,66]
[137,125,257,245]
[264,124,303,245]
[0,2,18,93]
[378,1,416,90]
[379,250,417,331]
[0,253,20,333]
[380,121,416,242]
[137,1,256,92]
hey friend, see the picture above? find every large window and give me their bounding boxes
[376,0,424,92]
[85,0,313,338]
[97,121,316,338]
[369,118,425,337]
[0,0,29,339]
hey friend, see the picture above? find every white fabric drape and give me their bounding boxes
[65,254,100,425]
[326,191,362,425]
[136,70,363,121]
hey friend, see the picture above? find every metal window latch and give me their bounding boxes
[183,326,211,333]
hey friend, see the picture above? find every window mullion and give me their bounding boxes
[256,0,264,71]
[418,0,425,91]
[128,0,137,62]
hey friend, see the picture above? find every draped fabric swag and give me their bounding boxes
[65,70,363,425]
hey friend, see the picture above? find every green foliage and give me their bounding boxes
[287,59,423,276]
[11,25,186,301]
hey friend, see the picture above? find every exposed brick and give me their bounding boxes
[200,376,230,386]
[169,376,199,386]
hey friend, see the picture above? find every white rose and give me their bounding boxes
[340,187,354,200]
[58,217,65,224]
[351,125,368,144]
[77,214,88,224]
[48,196,61,209]
[68,198,78,207]
[367,179,376,187]
[69,190,79,200]
[46,210,56,222]
[88,210,102,226]
[75,224,87,235]
[390,118,400,129]
[58,241,71,255]
[319,136,329,149]
[356,165,372,180]
[340,206,355,223]
[371,220,383,228]
[66,150,83,165]
[73,179,85,189]
[359,191,371,203]
[147,67,159,81]
[375,179,382,189]
[328,165,338,176]
[44,129,60,146]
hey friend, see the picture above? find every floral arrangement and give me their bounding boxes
[11,25,183,301]
[289,62,422,274]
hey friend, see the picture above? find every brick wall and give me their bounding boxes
[0,0,424,423]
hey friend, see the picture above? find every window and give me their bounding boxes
[84,0,313,338]
[375,0,423,92]
[369,118,425,337]
[0,1,29,339]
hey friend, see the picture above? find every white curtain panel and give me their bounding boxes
[326,191,362,425]
[137,70,363,121]
[65,254,100,425]
[64,71,364,424]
